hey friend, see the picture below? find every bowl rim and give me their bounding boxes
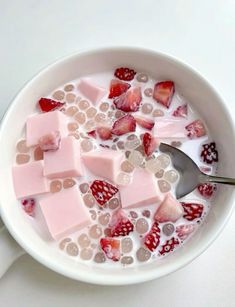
[1,46,235,285]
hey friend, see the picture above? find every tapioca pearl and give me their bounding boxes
[86,107,97,118]
[66,242,79,256]
[117,141,125,149]
[116,172,131,186]
[65,106,78,116]
[121,160,135,173]
[115,110,125,119]
[171,141,182,148]
[144,88,153,97]
[136,247,151,262]
[98,213,110,226]
[66,93,76,103]
[127,134,137,141]
[78,99,90,110]
[121,238,133,253]
[155,169,164,178]
[16,140,29,153]
[162,223,175,236]
[141,103,153,114]
[158,180,171,193]
[145,158,161,173]
[109,198,120,210]
[89,210,97,220]
[128,150,144,167]
[89,224,103,239]
[142,210,151,218]
[74,112,86,124]
[125,139,140,150]
[59,238,72,250]
[84,120,96,131]
[94,252,106,263]
[79,183,89,194]
[99,102,109,112]
[136,73,148,83]
[78,233,90,248]
[63,178,76,189]
[53,90,65,101]
[83,194,96,208]
[64,84,74,92]
[91,243,97,249]
[80,248,93,260]
[95,113,106,123]
[67,122,79,131]
[16,154,30,164]
[156,154,170,168]
[164,170,179,183]
[136,218,149,234]
[111,144,117,151]
[107,111,115,118]
[152,109,164,117]
[81,139,93,152]
[130,211,138,218]
[135,145,145,156]
[50,180,62,193]
[34,146,43,161]
[69,132,80,139]
[121,256,134,265]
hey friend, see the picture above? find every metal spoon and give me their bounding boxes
[159,142,235,199]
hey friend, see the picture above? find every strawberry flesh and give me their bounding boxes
[21,198,35,217]
[153,81,175,108]
[112,114,136,136]
[90,180,118,207]
[176,224,196,240]
[185,119,206,139]
[200,142,218,164]
[135,115,155,130]
[114,67,136,81]
[144,222,161,252]
[38,131,61,151]
[109,209,134,237]
[159,237,180,255]
[96,126,112,140]
[197,183,217,198]
[108,79,131,98]
[87,130,97,139]
[113,87,142,112]
[181,202,204,221]
[38,98,64,112]
[142,132,158,156]
[172,104,187,117]
[100,237,120,261]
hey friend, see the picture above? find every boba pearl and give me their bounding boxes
[111,145,117,150]
[66,242,79,256]
[121,237,133,253]
[136,73,148,83]
[94,252,106,263]
[155,169,164,178]
[63,178,76,189]
[135,145,145,155]
[99,102,109,112]
[125,139,140,150]
[65,106,78,116]
[78,100,90,110]
[116,172,131,186]
[89,224,103,239]
[16,154,30,164]
[128,150,144,167]
[145,158,161,173]
[162,223,175,236]
[91,243,97,249]
[79,183,89,194]
[141,103,153,114]
[115,110,125,119]
[109,198,120,210]
[86,107,97,118]
[156,154,171,168]
[125,151,131,158]
[34,146,43,161]
[144,88,153,97]
[121,256,134,265]
[158,180,171,193]
[89,210,97,220]
[75,112,86,124]
[81,139,93,152]
[80,248,93,260]
[164,170,179,183]
[136,247,151,262]
[84,120,95,131]
[64,84,74,92]
[66,93,76,103]
[16,140,29,153]
[107,111,114,118]
[171,141,182,148]
[121,160,134,173]
[152,109,164,117]
[98,213,110,226]
[50,180,62,193]
[59,238,72,250]
[78,233,90,248]
[83,194,96,208]
[136,218,149,234]
[130,211,138,219]
[95,113,106,123]
[104,228,112,237]
[117,141,125,149]
[67,122,79,131]
[53,90,65,101]
[142,210,151,218]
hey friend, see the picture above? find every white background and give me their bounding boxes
[0,0,235,306]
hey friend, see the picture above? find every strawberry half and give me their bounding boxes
[112,114,136,136]
[108,79,131,98]
[142,132,159,156]
[96,126,112,140]
[109,209,134,237]
[153,81,175,108]
[200,142,218,164]
[21,198,36,217]
[135,115,155,130]
[100,237,120,261]
[176,224,196,240]
[144,222,161,252]
[87,130,97,139]
[113,87,142,112]
[197,183,217,198]
[185,120,206,139]
[90,180,119,206]
[114,67,136,81]
[38,98,64,112]
[159,237,180,255]
[181,202,204,221]
[172,104,187,117]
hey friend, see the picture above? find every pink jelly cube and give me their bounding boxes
[119,168,164,209]
[39,186,91,240]
[82,149,124,184]
[26,110,67,147]
[154,118,187,139]
[12,161,49,199]
[44,136,83,179]
[78,78,107,104]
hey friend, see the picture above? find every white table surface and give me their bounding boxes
[0,0,235,306]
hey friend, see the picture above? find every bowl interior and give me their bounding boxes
[0,47,234,285]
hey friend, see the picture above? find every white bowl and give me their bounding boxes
[0,47,235,285]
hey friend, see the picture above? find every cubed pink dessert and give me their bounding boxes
[39,186,91,240]
[12,161,49,199]
[44,136,83,179]
[77,78,107,104]
[119,168,164,209]
[82,149,124,184]
[26,110,67,147]
[154,118,187,139]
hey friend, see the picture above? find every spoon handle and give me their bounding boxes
[204,174,235,185]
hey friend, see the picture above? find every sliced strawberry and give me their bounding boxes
[21,198,35,217]
[144,222,161,252]
[96,126,112,140]
[109,209,134,237]
[38,131,61,151]
[200,142,218,164]
[176,224,196,240]
[154,194,184,223]
[135,115,155,130]
[113,87,142,112]
[90,180,118,206]
[108,79,131,98]
[159,237,180,255]
[87,130,97,139]
[114,67,136,81]
[142,132,158,156]
[181,202,204,221]
[172,104,187,117]
[100,237,120,261]
[185,120,206,139]
[38,98,64,112]
[153,81,175,108]
[197,183,217,198]
[112,114,136,136]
